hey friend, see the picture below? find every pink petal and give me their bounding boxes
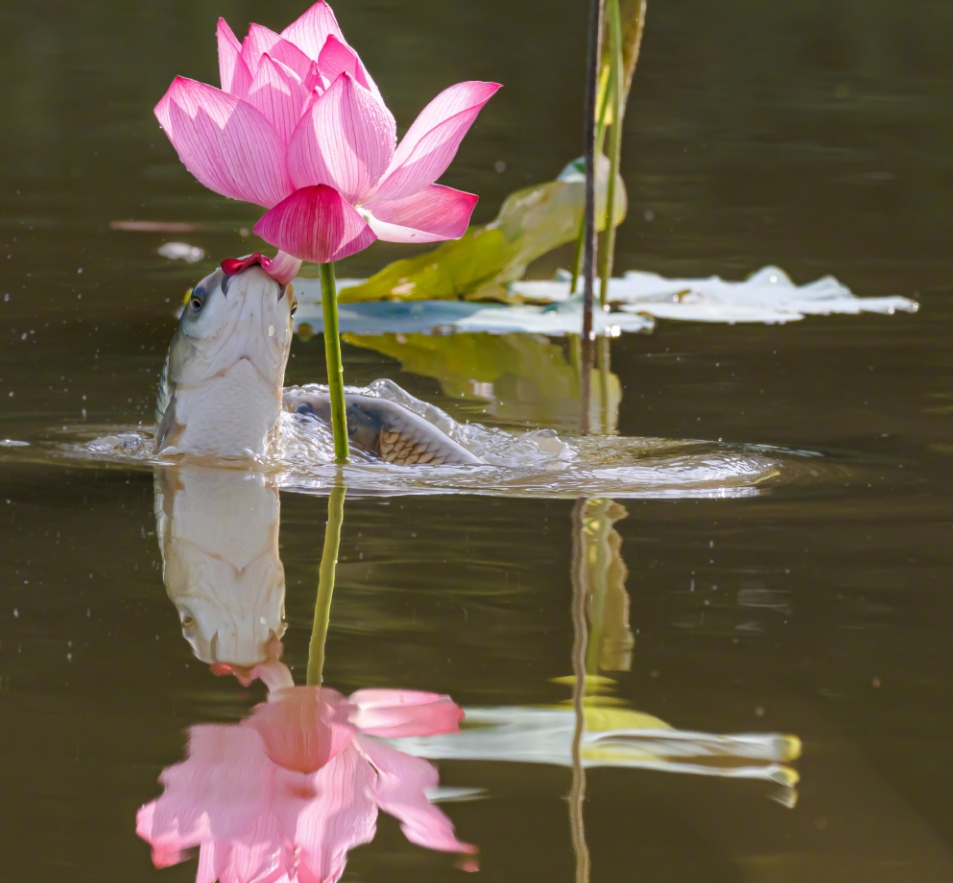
[243,24,313,80]
[247,685,357,772]
[366,185,478,244]
[155,77,293,208]
[281,1,346,60]
[317,35,383,103]
[246,54,310,145]
[359,737,477,854]
[255,186,377,263]
[370,81,500,203]
[217,18,253,98]
[304,60,327,94]
[291,745,379,883]
[287,73,395,205]
[349,687,465,737]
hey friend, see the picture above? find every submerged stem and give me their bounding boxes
[320,262,349,464]
[307,484,346,686]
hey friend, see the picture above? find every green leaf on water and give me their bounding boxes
[338,159,626,304]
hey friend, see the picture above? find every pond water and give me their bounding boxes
[3,0,953,881]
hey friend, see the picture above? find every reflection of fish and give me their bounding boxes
[286,389,483,466]
[156,266,294,459]
[154,466,287,669]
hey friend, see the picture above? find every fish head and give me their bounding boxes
[157,265,297,458]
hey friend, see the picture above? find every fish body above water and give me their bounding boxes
[155,264,483,466]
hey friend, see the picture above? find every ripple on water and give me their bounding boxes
[2,380,828,499]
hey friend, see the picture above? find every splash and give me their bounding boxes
[5,380,829,499]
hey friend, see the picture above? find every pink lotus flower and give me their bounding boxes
[137,684,475,883]
[154,1,500,281]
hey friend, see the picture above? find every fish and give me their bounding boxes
[286,389,484,466]
[156,264,482,466]
[156,265,295,459]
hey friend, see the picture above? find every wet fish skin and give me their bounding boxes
[288,391,483,466]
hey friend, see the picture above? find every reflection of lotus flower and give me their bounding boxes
[137,685,475,883]
[154,1,500,276]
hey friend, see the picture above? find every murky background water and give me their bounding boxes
[3,0,953,880]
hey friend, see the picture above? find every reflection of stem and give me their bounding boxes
[306,485,346,686]
[320,262,349,464]
[579,0,604,437]
[569,499,591,883]
[597,336,611,435]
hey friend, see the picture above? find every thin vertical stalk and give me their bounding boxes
[579,0,605,435]
[599,0,624,308]
[320,262,349,464]
[569,498,591,883]
[306,484,346,686]
[597,335,611,435]
[569,88,612,296]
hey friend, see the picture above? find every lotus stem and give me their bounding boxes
[307,484,346,686]
[569,88,612,297]
[598,0,624,309]
[320,262,349,464]
[579,0,605,435]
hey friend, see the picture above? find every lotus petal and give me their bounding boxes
[349,689,464,737]
[248,686,355,773]
[281,1,346,60]
[371,82,500,203]
[290,745,379,883]
[246,54,310,145]
[318,34,383,103]
[243,23,312,80]
[255,185,377,263]
[287,73,395,204]
[359,737,476,854]
[155,77,292,208]
[367,185,477,243]
[217,18,252,98]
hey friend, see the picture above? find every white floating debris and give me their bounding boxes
[293,278,653,337]
[158,242,205,264]
[510,266,918,324]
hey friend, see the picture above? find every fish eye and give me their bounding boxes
[290,296,298,317]
[181,614,195,628]
[187,284,207,313]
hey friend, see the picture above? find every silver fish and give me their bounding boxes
[286,389,483,466]
[156,266,295,459]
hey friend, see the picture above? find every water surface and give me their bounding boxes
[2,1,953,881]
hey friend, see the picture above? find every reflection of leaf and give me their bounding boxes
[336,159,626,303]
[343,332,621,432]
[387,705,801,791]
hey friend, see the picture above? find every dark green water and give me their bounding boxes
[3,1,953,880]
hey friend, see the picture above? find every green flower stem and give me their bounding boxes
[320,262,349,464]
[306,484,346,686]
[569,89,612,296]
[598,0,624,309]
